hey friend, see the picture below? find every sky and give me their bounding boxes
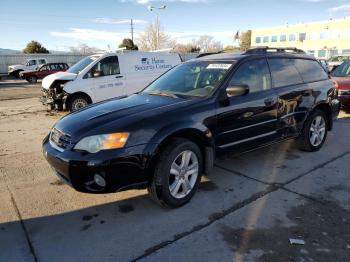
[1,0,350,51]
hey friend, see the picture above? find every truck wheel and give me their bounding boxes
[27,76,37,83]
[147,138,203,208]
[297,110,328,152]
[67,94,90,112]
[13,70,23,78]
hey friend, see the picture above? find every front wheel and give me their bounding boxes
[67,94,90,112]
[297,110,328,152]
[27,76,37,83]
[148,139,203,208]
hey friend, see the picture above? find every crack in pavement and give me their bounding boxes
[133,150,350,261]
[6,186,38,262]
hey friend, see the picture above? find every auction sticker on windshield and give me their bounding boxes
[206,64,232,70]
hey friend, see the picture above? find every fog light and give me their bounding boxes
[94,174,106,187]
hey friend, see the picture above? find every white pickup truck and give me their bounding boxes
[8,58,48,78]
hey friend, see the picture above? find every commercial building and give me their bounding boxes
[251,17,350,59]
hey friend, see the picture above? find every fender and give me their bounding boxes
[144,121,215,175]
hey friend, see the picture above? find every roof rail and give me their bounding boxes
[245,47,305,54]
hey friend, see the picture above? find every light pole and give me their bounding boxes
[148,5,166,50]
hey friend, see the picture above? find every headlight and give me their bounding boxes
[74,133,129,153]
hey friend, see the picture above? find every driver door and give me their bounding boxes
[89,56,126,102]
[215,58,279,152]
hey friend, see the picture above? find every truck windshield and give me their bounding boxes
[142,61,234,98]
[67,56,99,74]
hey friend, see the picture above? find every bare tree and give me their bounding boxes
[194,35,223,52]
[69,44,100,54]
[239,30,252,51]
[137,20,172,51]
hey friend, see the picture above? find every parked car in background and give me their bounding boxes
[328,54,350,71]
[41,52,182,111]
[8,58,47,78]
[331,61,350,113]
[43,47,339,208]
[20,63,69,83]
[317,59,329,72]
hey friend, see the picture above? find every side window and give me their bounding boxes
[39,59,46,64]
[229,59,271,93]
[90,56,120,77]
[28,60,37,66]
[39,65,47,71]
[292,59,328,83]
[49,64,57,70]
[268,58,303,88]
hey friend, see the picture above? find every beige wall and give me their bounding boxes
[251,17,350,58]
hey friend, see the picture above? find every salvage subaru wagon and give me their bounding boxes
[43,47,340,208]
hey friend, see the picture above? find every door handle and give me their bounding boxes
[264,97,277,106]
[115,75,123,79]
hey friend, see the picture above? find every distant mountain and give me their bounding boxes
[0,48,21,54]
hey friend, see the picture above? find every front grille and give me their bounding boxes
[50,128,72,150]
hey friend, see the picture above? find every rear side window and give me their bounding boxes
[229,59,271,93]
[39,59,46,64]
[268,58,303,88]
[293,59,328,82]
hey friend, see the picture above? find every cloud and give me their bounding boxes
[94,18,148,25]
[50,28,126,42]
[329,4,350,13]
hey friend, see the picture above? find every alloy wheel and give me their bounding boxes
[309,115,326,147]
[169,150,199,199]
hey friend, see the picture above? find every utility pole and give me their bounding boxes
[130,19,134,42]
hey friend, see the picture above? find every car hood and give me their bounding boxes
[54,94,192,141]
[42,71,77,89]
[333,77,350,90]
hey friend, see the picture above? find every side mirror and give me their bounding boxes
[93,71,103,77]
[226,84,249,97]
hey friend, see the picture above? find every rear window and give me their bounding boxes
[268,58,303,88]
[292,59,328,83]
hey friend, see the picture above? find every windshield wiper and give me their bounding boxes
[146,92,179,98]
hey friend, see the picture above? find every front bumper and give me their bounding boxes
[40,88,68,110]
[42,135,157,193]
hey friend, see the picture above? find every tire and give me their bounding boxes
[297,110,328,152]
[27,76,37,83]
[147,138,203,208]
[67,94,90,112]
[13,70,22,78]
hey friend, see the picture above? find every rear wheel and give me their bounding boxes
[297,110,328,152]
[148,139,203,208]
[27,76,37,83]
[67,94,90,112]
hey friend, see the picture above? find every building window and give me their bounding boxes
[255,37,261,44]
[299,33,306,42]
[289,34,296,41]
[271,36,278,42]
[320,32,328,39]
[318,50,326,58]
[263,36,269,43]
[343,49,350,54]
[280,35,286,42]
[330,49,338,57]
[308,32,318,41]
[307,50,315,57]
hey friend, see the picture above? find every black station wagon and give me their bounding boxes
[43,47,340,207]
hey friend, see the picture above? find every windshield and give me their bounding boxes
[142,61,234,98]
[67,56,99,74]
[332,61,350,77]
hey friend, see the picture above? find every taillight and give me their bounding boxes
[332,79,339,89]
